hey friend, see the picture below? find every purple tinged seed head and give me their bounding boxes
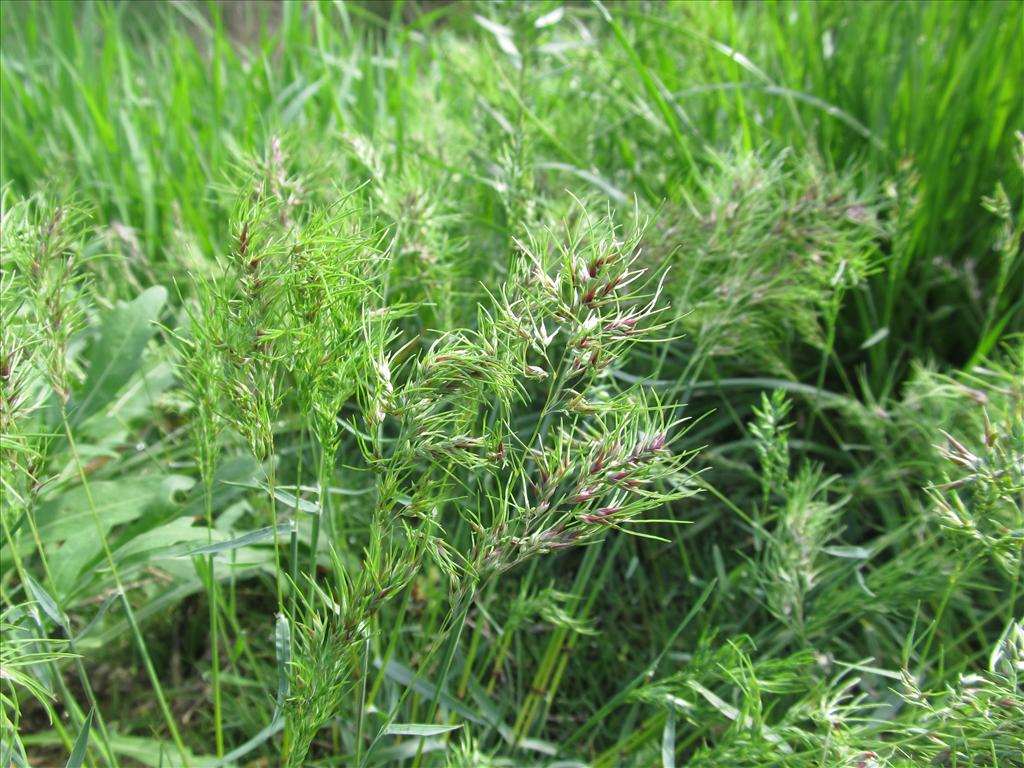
[566,487,598,505]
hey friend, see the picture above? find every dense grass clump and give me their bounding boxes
[1,2,1022,766]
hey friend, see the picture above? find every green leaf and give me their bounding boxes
[115,518,225,563]
[37,476,192,545]
[688,681,791,752]
[860,327,890,350]
[661,709,676,768]
[65,710,93,768]
[219,480,325,514]
[272,488,321,515]
[22,731,228,767]
[73,589,121,643]
[181,456,260,519]
[184,523,295,557]
[377,659,487,726]
[70,285,167,425]
[823,545,873,559]
[216,718,282,767]
[275,613,291,708]
[24,574,68,632]
[35,475,193,599]
[383,723,462,737]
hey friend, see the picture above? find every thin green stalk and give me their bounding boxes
[365,588,411,706]
[1,516,83,762]
[456,586,487,700]
[538,538,624,729]
[361,587,473,768]
[202,466,224,759]
[58,407,191,767]
[513,540,606,744]
[265,450,286,615]
[411,586,475,767]
[291,427,305,618]
[308,445,334,603]
[1,484,120,768]
[354,635,371,768]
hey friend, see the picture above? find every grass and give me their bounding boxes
[1,1,1022,766]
